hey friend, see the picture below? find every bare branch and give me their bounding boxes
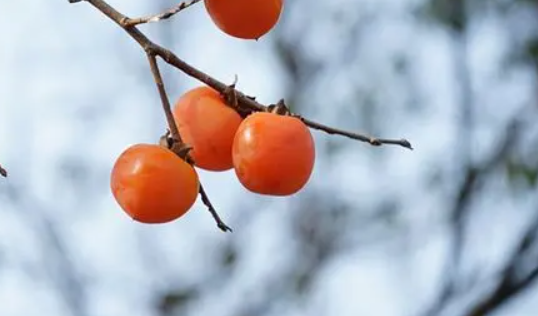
[298,116,413,150]
[0,164,7,177]
[157,47,413,149]
[146,53,182,143]
[466,268,538,316]
[71,0,412,150]
[199,184,232,232]
[121,0,202,27]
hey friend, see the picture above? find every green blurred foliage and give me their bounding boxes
[506,159,538,188]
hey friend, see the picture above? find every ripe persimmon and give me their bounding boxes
[173,86,242,171]
[204,0,283,40]
[232,112,315,196]
[111,144,199,224]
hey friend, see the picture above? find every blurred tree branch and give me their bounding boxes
[4,184,87,316]
[418,0,538,315]
[419,1,534,315]
[0,164,6,177]
[463,214,538,316]
[423,201,538,316]
[420,104,530,316]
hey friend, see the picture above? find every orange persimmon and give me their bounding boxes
[173,86,242,171]
[204,0,283,40]
[111,144,199,224]
[232,112,315,196]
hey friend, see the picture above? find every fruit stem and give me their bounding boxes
[147,53,185,147]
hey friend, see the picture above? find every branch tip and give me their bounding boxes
[199,185,233,233]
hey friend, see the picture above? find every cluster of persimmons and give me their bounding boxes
[110,0,308,225]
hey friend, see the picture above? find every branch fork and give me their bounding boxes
[67,0,413,231]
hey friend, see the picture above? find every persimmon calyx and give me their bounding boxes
[158,130,193,162]
[266,99,290,115]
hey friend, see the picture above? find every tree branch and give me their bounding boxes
[0,164,7,177]
[121,0,202,27]
[146,53,182,143]
[70,0,412,150]
[298,116,413,149]
[465,268,538,316]
[419,110,525,316]
[199,184,232,232]
[464,215,538,316]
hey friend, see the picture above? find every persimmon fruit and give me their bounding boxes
[111,144,199,224]
[232,112,315,196]
[173,86,242,171]
[204,0,283,40]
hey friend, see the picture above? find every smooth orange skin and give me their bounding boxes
[204,0,283,40]
[232,112,315,196]
[173,86,242,171]
[111,144,199,224]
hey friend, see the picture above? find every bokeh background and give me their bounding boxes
[1,0,538,315]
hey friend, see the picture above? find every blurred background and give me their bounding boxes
[1,0,538,315]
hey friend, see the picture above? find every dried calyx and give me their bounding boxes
[267,99,291,116]
[159,130,194,163]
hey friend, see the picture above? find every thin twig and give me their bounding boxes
[299,116,413,150]
[121,0,202,27]
[69,0,412,150]
[146,53,182,143]
[199,184,233,232]
[0,164,7,177]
